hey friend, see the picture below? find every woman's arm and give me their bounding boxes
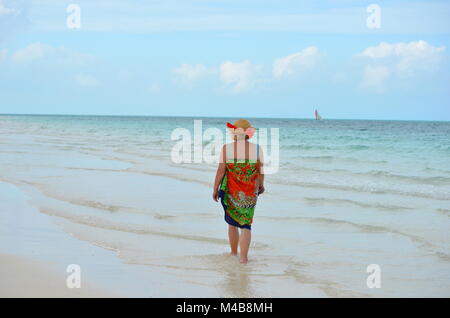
[212,163,226,201]
[258,173,265,194]
[212,145,227,202]
[258,145,265,194]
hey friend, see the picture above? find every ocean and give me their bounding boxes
[0,114,449,297]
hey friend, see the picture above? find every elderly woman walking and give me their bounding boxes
[212,119,264,264]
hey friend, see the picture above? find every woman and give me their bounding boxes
[212,119,264,264]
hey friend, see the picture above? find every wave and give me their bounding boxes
[61,160,450,202]
[348,145,371,150]
[292,155,388,165]
[35,193,450,263]
[40,206,259,248]
[436,208,450,217]
[7,140,447,202]
[296,155,335,160]
[364,170,450,185]
[65,167,129,173]
[424,167,450,175]
[269,178,450,201]
[284,145,335,151]
[60,197,187,221]
[39,206,269,249]
[129,168,212,187]
[303,197,412,211]
[260,215,450,262]
[283,144,371,151]
[65,199,128,213]
[281,165,450,186]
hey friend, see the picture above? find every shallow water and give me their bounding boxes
[0,114,449,297]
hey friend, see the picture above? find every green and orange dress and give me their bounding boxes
[219,144,261,230]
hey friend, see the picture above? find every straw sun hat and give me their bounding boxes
[226,119,256,139]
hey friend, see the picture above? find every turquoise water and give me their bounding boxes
[0,114,449,296]
[2,114,449,200]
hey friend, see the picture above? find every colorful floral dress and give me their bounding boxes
[219,144,260,230]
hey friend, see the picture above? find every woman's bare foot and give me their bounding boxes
[230,252,238,256]
[239,257,248,264]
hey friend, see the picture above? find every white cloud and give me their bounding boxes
[75,74,99,87]
[359,41,445,76]
[11,43,49,62]
[172,63,213,83]
[0,2,19,15]
[360,41,445,59]
[11,43,93,66]
[273,46,322,79]
[358,41,446,92]
[219,60,262,92]
[172,60,263,92]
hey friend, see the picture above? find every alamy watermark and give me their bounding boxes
[66,264,81,288]
[366,264,381,288]
[170,120,279,174]
[66,4,81,29]
[366,4,381,29]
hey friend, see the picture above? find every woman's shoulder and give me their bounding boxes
[222,142,259,148]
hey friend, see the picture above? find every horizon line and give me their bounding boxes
[0,113,449,123]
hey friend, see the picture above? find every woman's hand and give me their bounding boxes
[213,189,219,202]
[258,185,265,195]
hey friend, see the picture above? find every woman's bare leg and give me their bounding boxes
[228,225,239,255]
[239,229,251,264]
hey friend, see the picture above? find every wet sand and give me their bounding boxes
[0,253,115,298]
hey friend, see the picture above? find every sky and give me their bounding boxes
[0,0,449,120]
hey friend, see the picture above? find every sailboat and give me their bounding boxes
[315,109,322,120]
